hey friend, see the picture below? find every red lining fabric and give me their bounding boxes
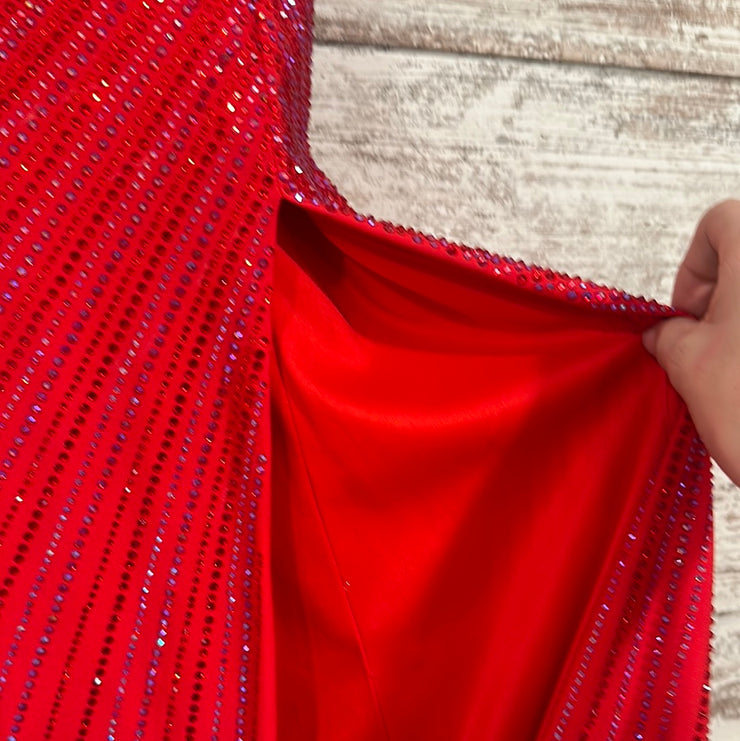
[268,200,711,739]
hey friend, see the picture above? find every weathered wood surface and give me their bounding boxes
[309,46,740,303]
[713,466,740,733]
[308,40,740,734]
[314,0,740,78]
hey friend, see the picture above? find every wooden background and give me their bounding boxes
[308,1,740,736]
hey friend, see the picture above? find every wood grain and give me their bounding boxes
[714,465,740,721]
[308,42,740,727]
[309,45,740,303]
[314,0,740,78]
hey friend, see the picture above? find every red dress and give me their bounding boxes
[0,1,712,739]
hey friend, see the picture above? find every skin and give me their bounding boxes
[643,199,740,486]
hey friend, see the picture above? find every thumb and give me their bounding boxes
[642,316,702,396]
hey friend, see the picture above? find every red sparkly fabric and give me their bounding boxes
[0,1,712,740]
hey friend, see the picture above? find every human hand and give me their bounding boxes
[642,199,740,486]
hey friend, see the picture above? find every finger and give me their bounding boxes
[671,257,715,318]
[673,200,740,319]
[671,207,722,315]
[642,316,701,398]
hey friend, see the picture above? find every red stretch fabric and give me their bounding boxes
[0,1,712,740]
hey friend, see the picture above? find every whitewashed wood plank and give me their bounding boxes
[314,0,740,78]
[715,467,740,578]
[713,463,740,721]
[710,716,740,741]
[308,44,740,722]
[712,613,740,719]
[309,45,740,303]
[715,564,740,616]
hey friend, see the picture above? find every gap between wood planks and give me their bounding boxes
[313,36,740,85]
